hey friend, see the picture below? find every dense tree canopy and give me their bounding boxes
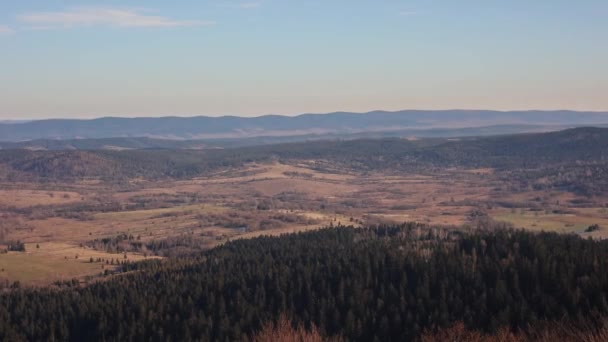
[2,224,608,341]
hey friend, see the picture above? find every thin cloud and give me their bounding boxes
[0,25,14,34]
[399,10,420,17]
[18,7,214,29]
[219,2,262,10]
[239,2,262,9]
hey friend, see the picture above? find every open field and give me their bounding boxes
[0,242,150,286]
[491,207,608,235]
[1,157,607,285]
[0,189,84,208]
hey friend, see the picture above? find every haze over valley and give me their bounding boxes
[0,110,607,147]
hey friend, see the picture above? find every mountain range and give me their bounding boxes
[1,110,607,142]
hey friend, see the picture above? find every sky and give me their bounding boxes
[0,1,607,119]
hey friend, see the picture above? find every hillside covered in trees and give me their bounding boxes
[2,224,608,341]
[0,127,606,194]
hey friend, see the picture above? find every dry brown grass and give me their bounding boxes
[252,315,341,342]
[2,160,608,285]
[251,178,355,197]
[0,189,84,208]
[0,242,150,285]
[198,162,354,185]
[492,208,608,234]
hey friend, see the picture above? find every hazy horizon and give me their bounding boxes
[1,1,607,119]
[0,108,607,122]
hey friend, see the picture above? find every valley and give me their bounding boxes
[2,129,607,286]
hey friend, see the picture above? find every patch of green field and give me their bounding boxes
[0,253,103,285]
[93,204,226,221]
[0,242,152,285]
[492,208,608,234]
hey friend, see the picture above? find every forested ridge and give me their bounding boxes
[2,224,608,341]
[0,127,606,194]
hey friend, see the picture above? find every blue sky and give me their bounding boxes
[0,1,607,119]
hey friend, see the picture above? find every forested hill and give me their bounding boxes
[0,127,605,181]
[1,110,607,141]
[2,225,608,341]
[423,126,608,167]
[224,126,608,168]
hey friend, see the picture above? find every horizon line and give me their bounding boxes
[3,108,608,122]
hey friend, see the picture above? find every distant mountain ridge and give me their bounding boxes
[0,124,586,151]
[1,110,607,142]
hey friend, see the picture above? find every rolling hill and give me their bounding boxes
[1,110,607,142]
[0,127,605,194]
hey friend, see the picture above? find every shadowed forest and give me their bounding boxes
[3,225,608,341]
